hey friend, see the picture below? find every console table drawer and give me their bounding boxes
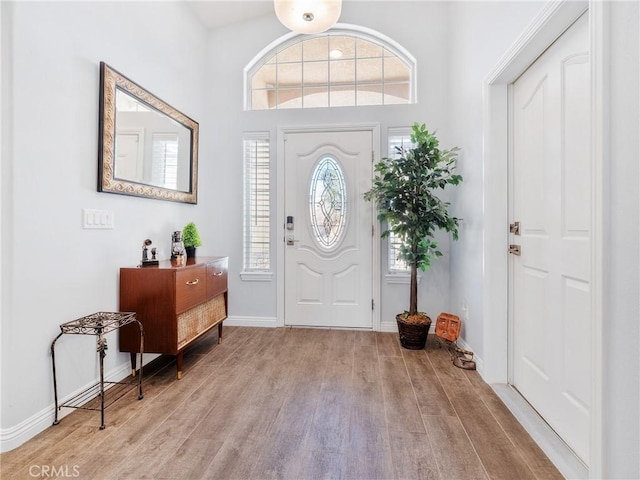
[206,259,228,298]
[176,265,207,313]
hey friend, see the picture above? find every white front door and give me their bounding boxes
[284,130,373,329]
[510,13,591,464]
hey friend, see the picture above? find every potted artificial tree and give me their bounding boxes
[182,222,202,258]
[364,123,462,349]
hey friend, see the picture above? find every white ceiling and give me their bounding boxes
[186,1,276,29]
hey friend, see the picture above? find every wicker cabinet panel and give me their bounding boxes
[177,295,226,349]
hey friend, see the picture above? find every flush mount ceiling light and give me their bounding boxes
[274,0,342,34]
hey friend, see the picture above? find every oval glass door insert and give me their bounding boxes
[309,157,347,249]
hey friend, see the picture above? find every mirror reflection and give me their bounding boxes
[99,62,199,203]
[115,89,192,192]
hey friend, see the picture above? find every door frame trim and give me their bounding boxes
[276,123,381,330]
[482,1,605,477]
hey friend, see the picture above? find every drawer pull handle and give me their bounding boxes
[213,272,223,276]
[186,278,199,285]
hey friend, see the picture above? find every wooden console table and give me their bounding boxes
[119,256,228,379]
[51,311,144,429]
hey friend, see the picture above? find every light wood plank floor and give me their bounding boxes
[1,327,563,479]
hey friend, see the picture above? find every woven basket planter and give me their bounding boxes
[396,313,432,350]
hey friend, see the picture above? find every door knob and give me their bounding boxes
[286,236,299,246]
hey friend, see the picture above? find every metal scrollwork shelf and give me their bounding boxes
[51,312,144,429]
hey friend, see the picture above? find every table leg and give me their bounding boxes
[137,320,144,400]
[98,332,106,430]
[129,352,138,377]
[176,351,183,380]
[50,332,63,426]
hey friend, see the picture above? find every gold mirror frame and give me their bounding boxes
[98,62,199,204]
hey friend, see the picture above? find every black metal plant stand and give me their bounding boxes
[51,312,144,429]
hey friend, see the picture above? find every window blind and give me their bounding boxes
[243,134,271,271]
[151,133,179,190]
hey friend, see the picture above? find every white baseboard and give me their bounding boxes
[379,320,398,332]
[224,315,277,328]
[0,362,131,453]
[492,383,588,480]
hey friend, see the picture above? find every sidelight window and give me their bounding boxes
[151,133,179,190]
[387,128,413,273]
[243,133,271,276]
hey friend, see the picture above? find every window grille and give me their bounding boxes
[387,128,413,273]
[247,29,416,110]
[243,134,271,271]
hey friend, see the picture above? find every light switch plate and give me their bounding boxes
[83,209,114,229]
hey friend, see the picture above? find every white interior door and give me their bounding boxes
[115,130,144,181]
[284,130,373,329]
[510,13,591,464]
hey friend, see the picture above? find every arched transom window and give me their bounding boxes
[246,27,416,110]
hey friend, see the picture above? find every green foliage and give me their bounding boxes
[364,123,462,315]
[182,222,202,248]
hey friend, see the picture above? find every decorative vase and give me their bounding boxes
[185,246,196,258]
[396,313,431,350]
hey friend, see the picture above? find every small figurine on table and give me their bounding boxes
[140,239,159,267]
[142,239,151,261]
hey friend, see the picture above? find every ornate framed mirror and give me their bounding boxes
[98,62,199,204]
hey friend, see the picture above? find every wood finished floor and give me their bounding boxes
[1,327,563,480]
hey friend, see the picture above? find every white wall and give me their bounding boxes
[604,2,640,477]
[207,1,455,328]
[446,0,546,362]
[0,1,208,451]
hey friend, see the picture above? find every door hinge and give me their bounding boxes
[372,151,375,163]
[372,225,375,236]
[372,299,375,310]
